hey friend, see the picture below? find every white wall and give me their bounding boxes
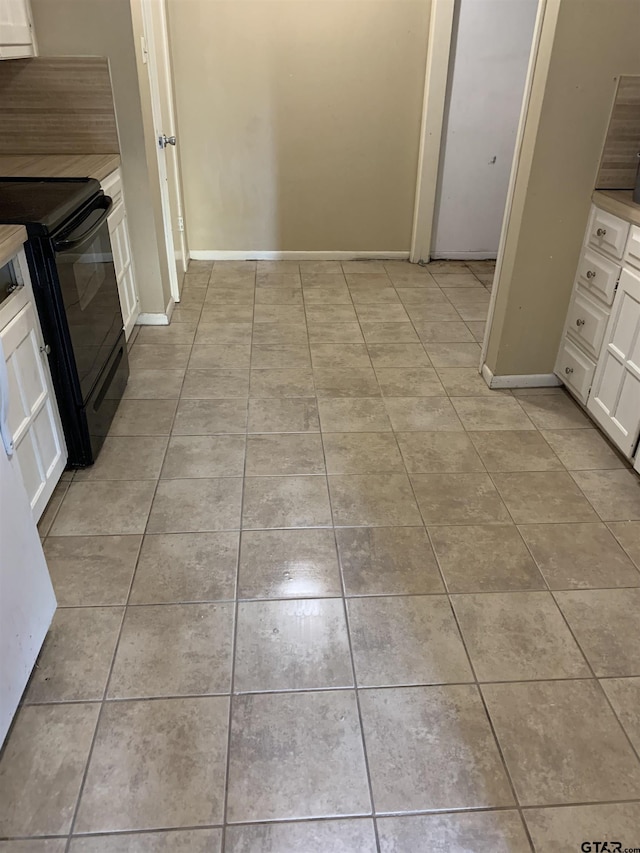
[432,0,538,259]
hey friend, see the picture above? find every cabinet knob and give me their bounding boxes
[586,269,596,279]
[576,318,586,327]
[565,366,574,375]
[40,344,51,355]
[596,227,607,237]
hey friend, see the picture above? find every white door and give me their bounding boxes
[141,0,188,299]
[0,337,56,746]
[587,267,640,457]
[0,0,35,57]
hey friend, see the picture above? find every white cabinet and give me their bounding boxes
[0,250,66,520]
[102,168,139,339]
[0,0,36,59]
[587,267,640,457]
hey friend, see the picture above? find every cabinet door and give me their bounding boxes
[587,267,640,457]
[0,0,34,56]
[0,300,66,519]
[108,202,139,339]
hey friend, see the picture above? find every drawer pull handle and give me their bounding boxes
[596,227,607,237]
[576,318,585,327]
[39,344,51,355]
[565,366,574,375]
[586,269,597,279]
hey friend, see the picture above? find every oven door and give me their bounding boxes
[52,194,123,401]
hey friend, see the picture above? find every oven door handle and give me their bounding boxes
[52,195,113,252]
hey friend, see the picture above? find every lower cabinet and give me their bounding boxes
[102,168,140,339]
[0,250,66,520]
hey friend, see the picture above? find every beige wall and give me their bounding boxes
[31,0,172,315]
[485,0,640,378]
[167,0,431,253]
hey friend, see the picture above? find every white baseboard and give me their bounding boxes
[136,311,170,326]
[481,363,561,389]
[431,251,498,261]
[189,250,410,261]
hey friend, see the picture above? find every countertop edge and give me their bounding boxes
[0,225,27,268]
[593,189,640,228]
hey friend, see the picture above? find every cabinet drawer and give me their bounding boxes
[555,338,596,404]
[587,207,629,259]
[576,247,620,305]
[624,225,640,271]
[566,287,609,359]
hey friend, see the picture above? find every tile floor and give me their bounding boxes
[2,259,640,851]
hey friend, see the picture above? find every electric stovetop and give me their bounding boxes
[0,177,102,234]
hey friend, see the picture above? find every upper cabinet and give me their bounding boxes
[0,0,37,59]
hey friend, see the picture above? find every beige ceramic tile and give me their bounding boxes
[109,399,177,436]
[518,393,593,429]
[469,430,563,472]
[129,345,191,371]
[108,603,234,698]
[542,428,626,470]
[571,469,640,521]
[452,591,589,681]
[360,322,419,343]
[238,528,341,599]
[37,481,68,536]
[329,473,422,527]
[226,691,370,822]
[405,303,461,323]
[378,812,530,853]
[251,344,311,369]
[249,368,314,398]
[349,287,400,305]
[248,398,320,432]
[336,527,444,596]
[411,473,510,525]
[313,368,380,398]
[303,286,352,305]
[482,679,640,805]
[492,472,598,524]
[251,324,308,346]
[181,369,250,399]
[234,598,352,691]
[25,607,122,703]
[147,478,243,533]
[414,321,474,343]
[518,523,640,589]
[307,322,364,343]
[367,343,431,369]
[75,697,229,832]
[194,323,252,345]
[433,273,481,288]
[323,432,404,474]
[396,432,485,473]
[305,303,358,323]
[375,367,444,397]
[384,397,463,432]
[161,435,245,478]
[608,520,640,567]
[245,433,325,475]
[1,840,68,852]
[524,803,640,853]
[341,261,388,275]
[130,532,238,604]
[360,685,514,813]
[396,287,449,305]
[435,367,495,396]
[51,481,156,536]
[0,704,99,836]
[555,588,640,676]
[242,476,332,529]
[68,829,222,852]
[424,343,481,367]
[317,398,391,432]
[310,343,371,368]
[429,524,544,593]
[226,819,376,853]
[188,344,251,369]
[254,286,303,306]
[600,678,640,754]
[299,261,343,275]
[172,399,248,434]
[452,397,534,431]
[44,535,141,606]
[124,369,185,400]
[355,304,410,323]
[199,304,253,323]
[348,595,472,686]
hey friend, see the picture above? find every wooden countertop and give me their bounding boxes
[0,225,27,267]
[593,190,640,228]
[0,154,121,183]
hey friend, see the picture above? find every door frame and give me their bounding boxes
[140,0,188,302]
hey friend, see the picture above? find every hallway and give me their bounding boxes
[2,259,640,851]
